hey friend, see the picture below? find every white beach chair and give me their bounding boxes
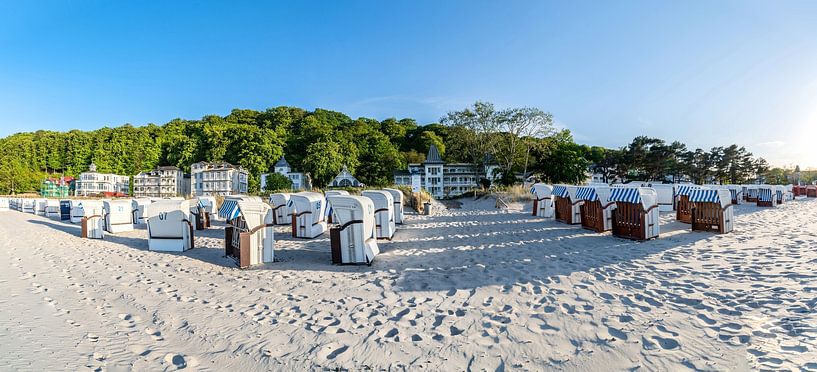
[77,200,105,239]
[268,193,291,225]
[224,199,275,268]
[145,199,194,252]
[45,199,61,219]
[131,198,152,225]
[35,199,47,216]
[383,188,405,225]
[327,195,379,265]
[325,190,350,224]
[288,192,328,239]
[0,198,9,212]
[103,200,134,233]
[361,190,396,240]
[530,183,554,218]
[647,183,675,212]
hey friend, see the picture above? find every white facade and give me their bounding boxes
[393,145,498,199]
[133,166,190,198]
[191,161,249,196]
[260,156,308,191]
[328,165,362,188]
[74,163,129,196]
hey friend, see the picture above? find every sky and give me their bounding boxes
[1,1,816,168]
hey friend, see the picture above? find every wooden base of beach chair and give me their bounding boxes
[691,203,732,234]
[757,200,774,207]
[746,196,758,202]
[532,199,538,216]
[554,198,573,224]
[580,201,606,233]
[676,195,692,224]
[612,203,657,241]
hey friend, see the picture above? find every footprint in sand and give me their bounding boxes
[144,327,164,341]
[163,353,195,369]
[316,343,349,361]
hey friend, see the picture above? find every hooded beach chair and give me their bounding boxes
[757,186,777,207]
[744,185,759,202]
[103,200,134,233]
[288,192,328,239]
[647,184,675,212]
[35,199,47,216]
[145,199,194,252]
[131,198,152,225]
[610,187,660,241]
[726,185,743,204]
[324,190,350,224]
[327,195,380,265]
[43,199,60,219]
[59,200,72,220]
[577,186,615,233]
[530,183,554,218]
[675,185,704,224]
[383,188,405,225]
[78,200,105,239]
[223,199,274,268]
[689,189,734,234]
[189,198,212,230]
[268,193,291,225]
[22,199,35,213]
[774,185,786,204]
[361,190,396,240]
[553,185,582,224]
[807,185,817,198]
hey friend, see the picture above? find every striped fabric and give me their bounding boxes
[529,186,535,194]
[674,185,700,196]
[218,200,241,220]
[575,187,599,201]
[776,190,783,200]
[609,188,641,204]
[552,185,569,198]
[688,189,721,203]
[729,189,737,200]
[197,199,206,208]
[758,188,773,202]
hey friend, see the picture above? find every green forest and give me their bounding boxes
[0,101,810,195]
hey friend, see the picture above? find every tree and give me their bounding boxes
[302,140,345,187]
[264,173,292,192]
[441,101,502,178]
[494,107,554,177]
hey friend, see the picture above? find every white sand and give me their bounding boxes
[1,198,816,370]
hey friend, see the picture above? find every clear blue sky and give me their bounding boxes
[2,1,816,168]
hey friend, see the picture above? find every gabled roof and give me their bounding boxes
[275,156,291,168]
[424,144,444,164]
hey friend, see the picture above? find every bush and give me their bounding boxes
[264,173,293,193]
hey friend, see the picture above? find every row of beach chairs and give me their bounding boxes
[220,188,405,268]
[530,182,813,240]
[3,190,407,269]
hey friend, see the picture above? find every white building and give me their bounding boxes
[328,165,362,188]
[133,166,191,198]
[393,145,498,199]
[74,163,130,197]
[260,156,309,191]
[191,161,249,196]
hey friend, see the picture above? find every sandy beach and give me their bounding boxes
[1,198,816,371]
